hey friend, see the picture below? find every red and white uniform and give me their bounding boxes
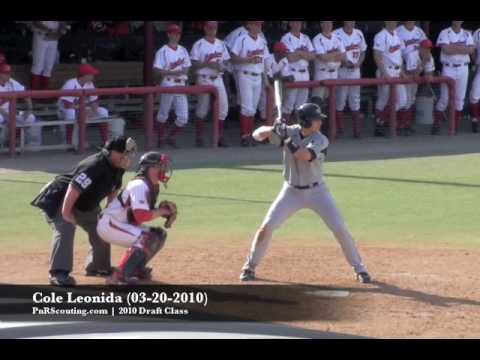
[259,55,291,120]
[0,78,41,146]
[373,28,407,112]
[191,37,230,121]
[231,33,270,118]
[58,78,109,122]
[396,25,428,109]
[154,44,191,127]
[334,27,367,112]
[31,21,60,78]
[312,33,345,99]
[225,26,267,107]
[98,179,154,247]
[469,28,480,120]
[280,32,314,114]
[435,27,474,112]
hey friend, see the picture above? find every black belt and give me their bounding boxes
[243,71,260,76]
[167,78,185,83]
[319,68,336,73]
[291,68,307,73]
[293,182,319,190]
[444,63,468,68]
[200,74,219,80]
[388,66,401,70]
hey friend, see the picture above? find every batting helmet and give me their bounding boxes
[296,103,327,128]
[137,151,172,184]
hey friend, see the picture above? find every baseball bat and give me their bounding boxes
[253,78,283,141]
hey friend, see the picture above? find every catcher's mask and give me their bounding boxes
[296,103,327,129]
[104,136,137,169]
[137,151,172,185]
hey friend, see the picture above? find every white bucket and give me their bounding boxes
[109,118,126,138]
[415,96,434,125]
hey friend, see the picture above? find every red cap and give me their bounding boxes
[274,42,288,54]
[167,24,181,34]
[204,21,218,29]
[0,53,5,64]
[420,39,433,49]
[78,64,99,77]
[0,63,12,75]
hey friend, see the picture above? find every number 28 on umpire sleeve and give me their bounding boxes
[74,173,93,190]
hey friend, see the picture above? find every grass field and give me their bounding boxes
[1,152,480,250]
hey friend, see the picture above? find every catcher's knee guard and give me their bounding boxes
[138,227,167,262]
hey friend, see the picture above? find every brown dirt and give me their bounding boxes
[1,244,479,338]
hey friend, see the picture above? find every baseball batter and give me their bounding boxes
[58,64,118,147]
[0,63,41,147]
[333,21,367,138]
[30,21,68,90]
[373,21,408,136]
[154,24,192,148]
[240,103,371,284]
[469,28,480,133]
[98,152,177,285]
[280,21,315,123]
[433,21,475,135]
[230,21,270,146]
[191,21,231,147]
[312,21,345,104]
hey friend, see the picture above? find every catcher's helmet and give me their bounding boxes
[296,103,327,128]
[137,151,172,184]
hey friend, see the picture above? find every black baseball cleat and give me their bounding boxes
[240,269,256,282]
[135,266,153,280]
[240,138,249,147]
[356,272,372,284]
[49,271,77,287]
[85,268,115,277]
[472,122,479,133]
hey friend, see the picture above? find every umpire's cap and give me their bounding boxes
[104,136,137,154]
[297,103,327,128]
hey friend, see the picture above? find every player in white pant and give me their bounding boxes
[98,152,176,285]
[241,103,371,284]
[231,21,270,147]
[373,21,408,136]
[58,64,118,147]
[432,22,474,134]
[258,42,293,127]
[469,28,480,133]
[30,21,68,90]
[280,21,315,124]
[396,21,428,134]
[0,63,41,147]
[191,21,230,147]
[154,24,191,148]
[334,21,367,138]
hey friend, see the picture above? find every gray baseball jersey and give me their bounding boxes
[270,125,329,187]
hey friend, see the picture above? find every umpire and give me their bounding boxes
[31,136,137,286]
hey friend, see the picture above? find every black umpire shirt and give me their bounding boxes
[52,150,125,212]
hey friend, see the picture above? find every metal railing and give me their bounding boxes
[1,85,220,156]
[267,76,456,140]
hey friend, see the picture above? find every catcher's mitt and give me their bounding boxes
[158,200,177,228]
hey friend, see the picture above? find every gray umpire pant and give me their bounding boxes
[45,207,111,274]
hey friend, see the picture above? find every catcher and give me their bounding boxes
[97,151,177,285]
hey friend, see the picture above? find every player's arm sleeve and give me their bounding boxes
[307,37,315,52]
[313,38,326,54]
[467,32,475,46]
[59,81,76,105]
[230,37,243,57]
[129,183,155,224]
[190,42,200,61]
[360,32,368,51]
[184,49,192,68]
[436,31,448,46]
[222,43,231,61]
[153,49,166,70]
[373,34,386,52]
[306,137,329,162]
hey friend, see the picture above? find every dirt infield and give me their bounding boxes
[1,244,479,338]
